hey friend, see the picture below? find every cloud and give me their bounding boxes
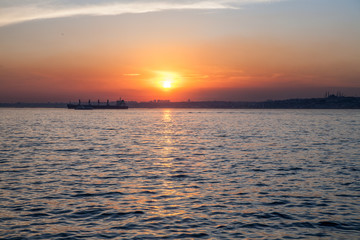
[0,0,283,27]
[123,73,141,76]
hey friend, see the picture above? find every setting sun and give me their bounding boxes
[163,80,171,89]
[155,71,181,90]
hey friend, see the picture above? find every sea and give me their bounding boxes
[0,108,359,239]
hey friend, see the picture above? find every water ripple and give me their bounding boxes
[0,108,359,239]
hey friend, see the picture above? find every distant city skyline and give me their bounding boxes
[1,0,359,102]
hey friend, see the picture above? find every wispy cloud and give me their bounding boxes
[0,0,282,27]
[123,73,141,76]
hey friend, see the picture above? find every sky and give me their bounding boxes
[0,0,359,102]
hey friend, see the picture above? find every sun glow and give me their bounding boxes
[163,80,172,89]
[156,71,180,90]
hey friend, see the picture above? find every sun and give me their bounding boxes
[163,80,172,89]
[156,71,179,90]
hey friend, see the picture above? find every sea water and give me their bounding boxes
[0,108,359,239]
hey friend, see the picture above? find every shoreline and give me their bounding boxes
[1,96,360,109]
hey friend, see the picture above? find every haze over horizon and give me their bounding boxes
[0,0,359,103]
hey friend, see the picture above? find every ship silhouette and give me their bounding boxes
[67,99,128,110]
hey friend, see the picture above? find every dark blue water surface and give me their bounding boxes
[0,109,359,239]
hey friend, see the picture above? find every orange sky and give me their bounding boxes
[0,0,359,102]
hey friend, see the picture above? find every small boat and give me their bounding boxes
[68,99,128,110]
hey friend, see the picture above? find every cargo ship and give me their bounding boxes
[67,99,128,110]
